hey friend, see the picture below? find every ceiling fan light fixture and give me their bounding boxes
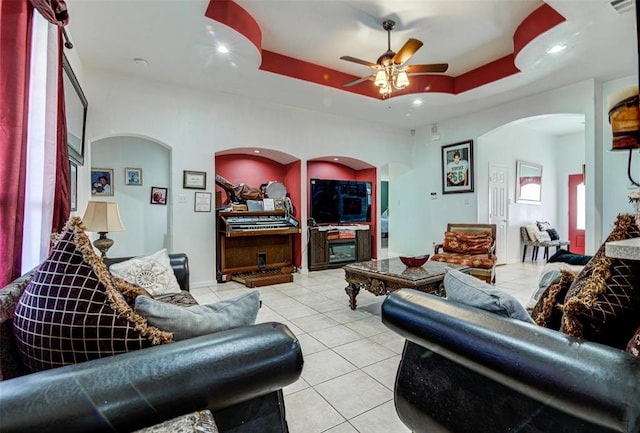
[374,70,387,87]
[395,71,409,89]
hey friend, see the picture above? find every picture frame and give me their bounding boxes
[69,160,77,211]
[62,54,87,166]
[183,170,206,189]
[91,168,114,196]
[125,167,142,185]
[441,140,474,194]
[515,160,543,204]
[150,187,168,205]
[194,192,212,212]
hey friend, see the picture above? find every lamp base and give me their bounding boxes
[93,232,114,258]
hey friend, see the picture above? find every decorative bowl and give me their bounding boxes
[399,255,430,267]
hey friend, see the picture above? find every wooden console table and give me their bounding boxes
[343,258,471,310]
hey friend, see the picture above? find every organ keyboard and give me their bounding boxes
[216,210,301,283]
[220,212,299,236]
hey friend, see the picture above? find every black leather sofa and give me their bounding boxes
[381,289,640,433]
[0,253,303,433]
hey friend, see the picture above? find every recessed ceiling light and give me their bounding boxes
[217,45,229,54]
[412,99,423,106]
[133,58,148,66]
[546,44,566,54]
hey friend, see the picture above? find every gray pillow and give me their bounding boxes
[444,268,534,323]
[135,291,260,340]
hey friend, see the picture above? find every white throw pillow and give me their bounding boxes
[524,225,540,242]
[534,230,552,242]
[109,249,181,298]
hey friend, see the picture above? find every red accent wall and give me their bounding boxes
[215,154,303,267]
[308,161,377,258]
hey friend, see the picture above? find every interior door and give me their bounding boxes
[489,163,508,265]
[568,174,585,254]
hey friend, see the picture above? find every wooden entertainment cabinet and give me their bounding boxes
[308,226,371,271]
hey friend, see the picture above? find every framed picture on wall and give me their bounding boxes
[183,170,206,189]
[63,54,87,166]
[70,160,77,211]
[441,140,474,194]
[91,168,114,196]
[194,192,212,212]
[125,167,142,185]
[151,187,168,205]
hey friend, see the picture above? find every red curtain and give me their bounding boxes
[0,0,33,286]
[52,31,70,233]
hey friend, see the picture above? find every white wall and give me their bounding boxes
[555,131,586,239]
[82,69,414,286]
[477,125,559,263]
[76,61,637,284]
[393,80,600,258]
[90,136,171,258]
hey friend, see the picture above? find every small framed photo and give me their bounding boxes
[69,160,77,211]
[150,187,168,205]
[91,168,114,196]
[194,192,212,212]
[441,140,474,194]
[183,170,206,189]
[125,167,142,185]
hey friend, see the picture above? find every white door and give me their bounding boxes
[489,163,508,265]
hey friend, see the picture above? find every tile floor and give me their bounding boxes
[191,261,546,433]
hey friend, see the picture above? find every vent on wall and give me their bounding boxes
[610,0,634,14]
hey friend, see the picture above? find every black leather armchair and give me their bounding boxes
[381,289,640,433]
[0,253,303,433]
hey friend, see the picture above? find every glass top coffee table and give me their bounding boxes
[343,258,471,310]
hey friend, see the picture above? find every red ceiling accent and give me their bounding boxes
[205,1,566,100]
[513,3,566,56]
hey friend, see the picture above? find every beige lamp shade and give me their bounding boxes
[82,201,126,233]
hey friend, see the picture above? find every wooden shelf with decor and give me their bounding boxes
[308,226,371,271]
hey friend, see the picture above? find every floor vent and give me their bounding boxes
[610,0,634,14]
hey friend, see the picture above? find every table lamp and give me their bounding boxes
[82,201,126,258]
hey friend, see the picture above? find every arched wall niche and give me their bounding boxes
[214,147,302,267]
[307,156,378,259]
[476,113,586,263]
[89,134,173,258]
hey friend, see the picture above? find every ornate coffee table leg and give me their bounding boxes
[345,283,360,310]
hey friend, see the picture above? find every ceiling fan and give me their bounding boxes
[340,19,448,98]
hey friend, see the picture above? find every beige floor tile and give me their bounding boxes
[284,388,345,433]
[290,313,340,333]
[323,422,359,433]
[283,376,310,396]
[361,355,402,390]
[323,308,371,324]
[368,330,407,354]
[344,316,389,337]
[314,370,392,420]
[349,400,411,433]
[309,324,363,348]
[333,339,396,368]
[296,332,328,356]
[301,349,357,386]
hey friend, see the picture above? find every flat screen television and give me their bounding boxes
[310,178,372,224]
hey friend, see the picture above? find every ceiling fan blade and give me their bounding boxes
[344,75,373,87]
[340,56,379,69]
[393,38,423,66]
[406,63,449,74]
